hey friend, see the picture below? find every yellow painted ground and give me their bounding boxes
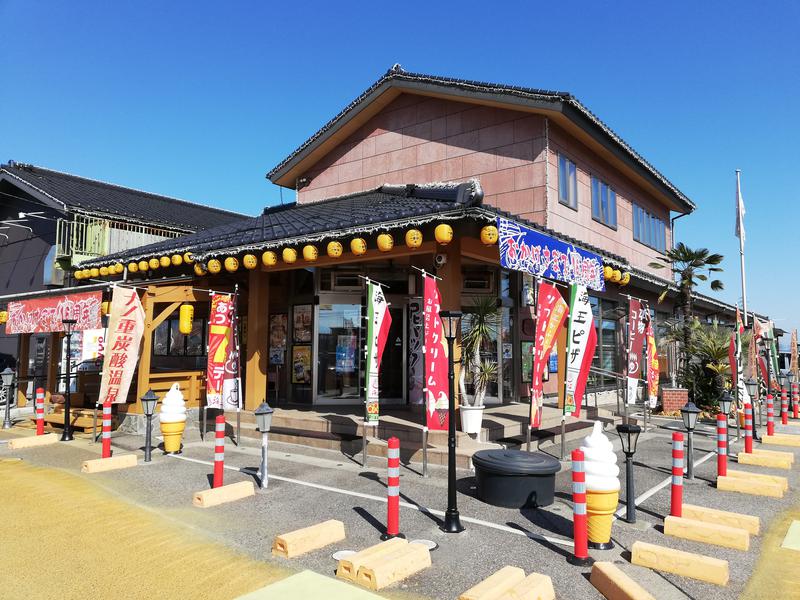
[0,460,288,599]
[741,505,800,599]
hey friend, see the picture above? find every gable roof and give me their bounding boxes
[267,65,695,214]
[0,161,249,232]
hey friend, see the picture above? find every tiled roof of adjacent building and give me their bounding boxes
[0,161,249,231]
[266,65,696,213]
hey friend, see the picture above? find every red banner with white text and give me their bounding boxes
[531,282,569,427]
[206,293,234,409]
[6,291,102,334]
[423,275,449,430]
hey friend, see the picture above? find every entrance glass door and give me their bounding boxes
[317,302,361,402]
[379,306,405,403]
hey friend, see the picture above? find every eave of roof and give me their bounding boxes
[266,65,696,214]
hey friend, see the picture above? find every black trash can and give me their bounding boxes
[472,449,561,508]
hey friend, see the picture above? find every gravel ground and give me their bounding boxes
[2,414,799,600]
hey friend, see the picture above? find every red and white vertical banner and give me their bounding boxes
[531,282,568,427]
[365,281,392,424]
[98,287,145,405]
[423,275,449,430]
[626,299,649,405]
[206,294,234,410]
[564,284,596,419]
[35,388,45,436]
[645,319,659,409]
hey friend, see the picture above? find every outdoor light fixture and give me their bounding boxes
[616,423,642,523]
[439,310,464,534]
[255,401,274,490]
[141,389,158,463]
[61,319,77,442]
[719,391,734,417]
[744,378,758,398]
[680,401,701,480]
[2,367,14,430]
[778,371,788,389]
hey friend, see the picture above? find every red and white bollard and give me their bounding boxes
[569,448,591,565]
[671,432,684,517]
[213,414,225,488]
[716,413,728,478]
[35,388,45,436]
[792,383,799,419]
[101,401,112,458]
[382,436,402,540]
[744,403,753,454]
[767,394,775,436]
[781,388,789,425]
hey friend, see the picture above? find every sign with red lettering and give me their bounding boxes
[531,282,569,427]
[6,291,102,334]
[423,275,449,430]
[206,294,234,409]
[98,287,145,404]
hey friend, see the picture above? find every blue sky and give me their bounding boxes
[1,1,797,343]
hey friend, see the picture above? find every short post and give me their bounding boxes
[422,426,429,478]
[362,420,370,468]
[525,424,532,453]
[670,432,684,517]
[101,401,112,459]
[744,403,753,454]
[35,387,45,436]
[382,436,403,540]
[781,388,789,425]
[569,448,591,565]
[560,417,566,460]
[1,368,14,430]
[254,401,274,490]
[213,414,225,488]
[766,394,775,436]
[716,413,727,478]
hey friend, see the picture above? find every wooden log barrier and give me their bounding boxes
[356,541,431,590]
[725,468,788,491]
[589,561,656,600]
[458,566,526,600]
[81,454,138,473]
[737,451,792,470]
[495,573,554,600]
[193,480,255,508]
[7,433,58,450]
[752,447,794,463]
[716,475,784,498]
[631,541,729,586]
[681,504,760,535]
[337,538,407,582]
[762,433,800,447]
[663,516,749,551]
[272,519,346,559]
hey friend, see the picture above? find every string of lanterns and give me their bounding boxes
[603,265,631,287]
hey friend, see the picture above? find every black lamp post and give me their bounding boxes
[680,401,701,480]
[255,401,274,490]
[141,389,158,463]
[744,377,761,440]
[61,318,77,442]
[439,310,464,533]
[2,367,14,430]
[616,423,641,523]
[719,390,733,419]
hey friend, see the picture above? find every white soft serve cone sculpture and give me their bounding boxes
[159,383,186,454]
[581,421,620,548]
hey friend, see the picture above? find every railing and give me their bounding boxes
[56,215,183,261]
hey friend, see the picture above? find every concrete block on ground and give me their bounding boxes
[193,480,255,508]
[631,541,729,586]
[737,451,792,469]
[81,454,138,473]
[356,542,431,590]
[337,538,407,582]
[458,565,526,600]
[663,516,749,551]
[682,504,760,535]
[726,468,788,491]
[589,561,656,600]
[7,433,58,450]
[752,447,794,463]
[272,519,346,559]
[716,475,784,498]
[762,433,800,447]
[495,573,554,600]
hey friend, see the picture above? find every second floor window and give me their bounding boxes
[633,203,667,252]
[591,177,616,228]
[558,155,578,209]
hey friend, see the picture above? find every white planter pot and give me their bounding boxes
[460,405,485,435]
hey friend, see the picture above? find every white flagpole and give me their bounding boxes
[736,169,749,327]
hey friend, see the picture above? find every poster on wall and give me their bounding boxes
[335,335,357,373]
[521,342,534,383]
[292,345,312,384]
[269,314,288,365]
[293,305,312,343]
[81,328,106,365]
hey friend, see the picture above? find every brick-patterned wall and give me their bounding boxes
[662,387,688,413]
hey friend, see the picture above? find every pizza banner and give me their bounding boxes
[6,291,102,334]
[365,281,392,423]
[564,284,596,418]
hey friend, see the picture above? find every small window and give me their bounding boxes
[632,203,667,252]
[153,318,207,356]
[558,155,578,209]
[591,176,616,228]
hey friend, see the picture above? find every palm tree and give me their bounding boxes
[458,296,499,407]
[649,242,724,352]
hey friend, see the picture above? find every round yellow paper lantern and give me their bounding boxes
[611,269,622,283]
[179,304,194,335]
[171,254,183,266]
[101,301,110,316]
[350,238,367,255]
[480,225,498,246]
[603,266,614,280]
[159,256,171,268]
[620,272,631,286]
[113,263,124,275]
[183,252,194,264]
[243,254,257,270]
[138,260,149,272]
[282,248,297,264]
[207,259,222,274]
[149,258,160,270]
[377,233,394,252]
[405,229,423,249]
[90,268,100,278]
[193,262,207,276]
[0,311,8,325]
[303,245,318,262]
[262,251,278,267]
[99,266,109,277]
[74,270,84,280]
[128,262,139,273]
[435,223,454,245]
[224,257,239,272]
[327,241,343,258]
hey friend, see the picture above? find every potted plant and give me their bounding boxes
[458,297,499,435]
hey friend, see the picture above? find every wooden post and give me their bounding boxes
[136,287,155,401]
[16,333,30,407]
[245,269,269,410]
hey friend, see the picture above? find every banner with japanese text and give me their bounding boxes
[365,281,392,423]
[206,294,234,409]
[564,284,596,418]
[423,275,449,430]
[6,290,102,334]
[626,298,649,405]
[791,329,798,380]
[532,282,568,427]
[731,308,750,409]
[98,287,145,405]
[497,217,605,291]
[646,320,659,408]
[221,297,242,411]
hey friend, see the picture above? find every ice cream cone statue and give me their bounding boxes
[581,421,620,549]
[159,383,187,454]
